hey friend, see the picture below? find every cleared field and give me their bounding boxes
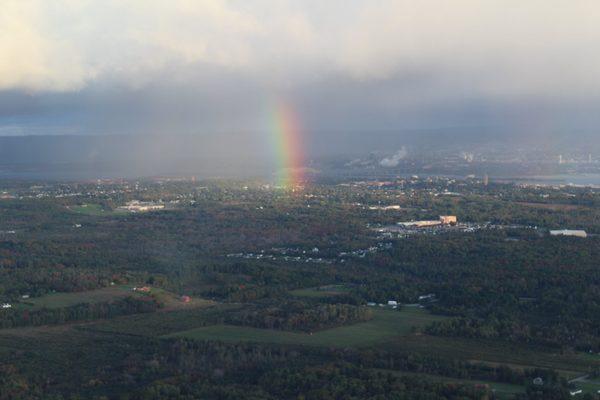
[18,286,135,310]
[383,370,525,400]
[386,334,600,378]
[84,303,238,337]
[163,308,447,347]
[571,378,600,396]
[16,285,210,311]
[68,204,126,216]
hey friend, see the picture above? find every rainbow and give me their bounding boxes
[269,100,305,188]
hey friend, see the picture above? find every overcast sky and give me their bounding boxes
[1,0,599,150]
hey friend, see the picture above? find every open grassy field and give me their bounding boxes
[18,285,135,310]
[386,334,600,378]
[15,285,211,311]
[83,303,238,337]
[572,379,600,396]
[163,307,447,347]
[382,370,525,400]
[68,204,127,216]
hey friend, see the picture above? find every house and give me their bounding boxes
[387,300,398,306]
[418,294,436,301]
[1,303,12,309]
[133,286,151,293]
[180,295,191,303]
[532,377,544,386]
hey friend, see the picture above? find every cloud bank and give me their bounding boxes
[1,0,600,147]
[1,0,599,96]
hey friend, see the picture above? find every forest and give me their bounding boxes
[0,178,599,399]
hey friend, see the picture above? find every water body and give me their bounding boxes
[2,163,600,189]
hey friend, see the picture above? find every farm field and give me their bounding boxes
[68,204,127,216]
[386,334,600,378]
[16,285,211,311]
[382,370,525,400]
[17,285,135,310]
[163,307,447,347]
[83,303,238,337]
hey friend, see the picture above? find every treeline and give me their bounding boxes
[0,333,574,399]
[425,316,600,352]
[225,302,373,332]
[0,296,160,329]
[106,340,573,399]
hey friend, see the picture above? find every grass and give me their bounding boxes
[163,307,447,347]
[69,204,126,216]
[84,303,239,337]
[571,378,600,396]
[385,334,600,378]
[383,370,525,400]
[16,285,210,311]
[18,285,135,310]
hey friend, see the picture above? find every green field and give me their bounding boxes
[383,370,525,399]
[386,334,600,378]
[163,308,446,347]
[289,284,349,298]
[69,204,126,216]
[84,303,238,337]
[571,378,600,396]
[18,286,135,310]
[16,285,213,312]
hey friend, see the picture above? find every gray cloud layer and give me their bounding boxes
[1,0,600,149]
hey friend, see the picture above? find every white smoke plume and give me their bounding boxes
[380,147,408,167]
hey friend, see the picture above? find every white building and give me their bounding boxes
[387,300,398,306]
[119,200,165,212]
[550,230,587,238]
[1,303,12,309]
[398,220,441,228]
[368,205,402,211]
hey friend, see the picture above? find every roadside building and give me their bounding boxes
[550,229,587,238]
[439,215,457,225]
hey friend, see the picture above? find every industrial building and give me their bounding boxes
[550,229,587,238]
[439,215,457,225]
[398,215,458,228]
[119,200,165,212]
